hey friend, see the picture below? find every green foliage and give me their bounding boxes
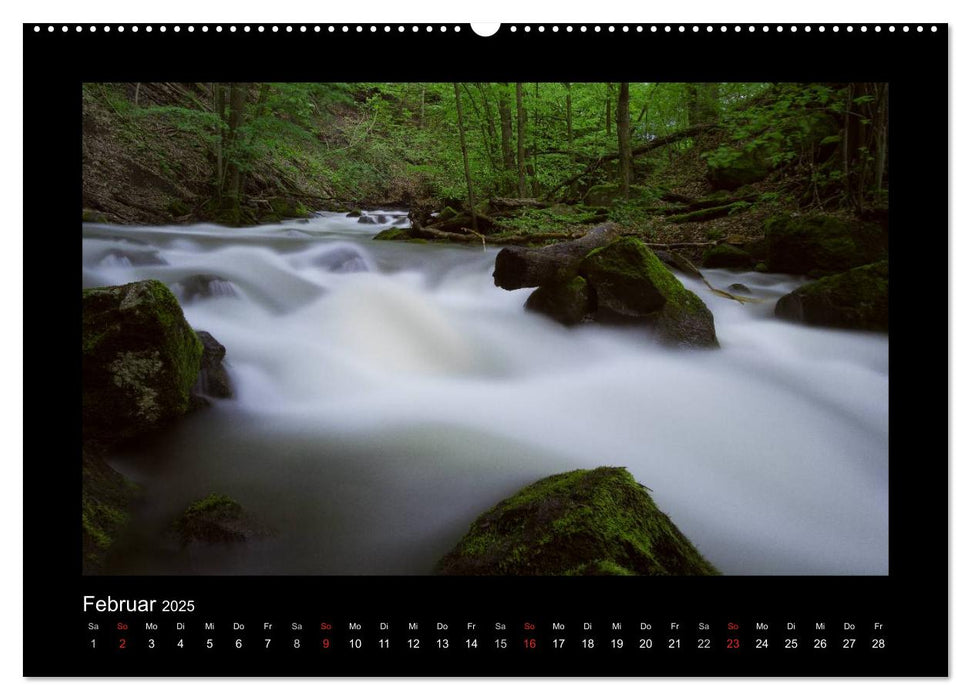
[84,81,883,217]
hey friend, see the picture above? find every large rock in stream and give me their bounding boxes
[194,330,233,399]
[437,467,719,576]
[579,238,719,348]
[173,494,271,545]
[765,214,887,275]
[775,260,888,331]
[82,280,204,443]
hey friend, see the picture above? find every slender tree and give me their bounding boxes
[515,82,527,198]
[224,83,247,217]
[616,82,632,199]
[453,83,478,232]
[498,84,515,193]
[686,83,719,125]
[564,82,574,162]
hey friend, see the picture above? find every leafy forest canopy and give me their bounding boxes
[82,81,889,236]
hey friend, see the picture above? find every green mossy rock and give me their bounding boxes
[524,276,591,326]
[374,227,411,241]
[579,238,719,348]
[706,147,772,190]
[438,206,460,221]
[174,494,269,545]
[765,215,887,275]
[775,261,888,331]
[82,280,204,444]
[82,209,109,223]
[268,196,309,219]
[702,244,754,269]
[82,447,139,574]
[437,467,719,576]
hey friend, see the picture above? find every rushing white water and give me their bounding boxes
[82,211,889,575]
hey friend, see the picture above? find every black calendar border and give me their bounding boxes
[23,23,948,677]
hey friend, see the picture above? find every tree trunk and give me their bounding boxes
[616,82,632,199]
[873,83,889,192]
[565,82,574,162]
[499,85,515,171]
[544,123,716,199]
[213,83,227,198]
[225,83,246,211]
[531,83,541,197]
[419,85,425,129]
[687,83,719,126]
[453,83,478,233]
[516,83,527,198]
[498,85,515,193]
[493,223,620,290]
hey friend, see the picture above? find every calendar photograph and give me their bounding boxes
[80,80,890,578]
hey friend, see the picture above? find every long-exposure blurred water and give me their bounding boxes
[82,212,889,575]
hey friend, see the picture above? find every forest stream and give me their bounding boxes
[82,212,889,576]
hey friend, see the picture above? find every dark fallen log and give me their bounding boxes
[411,225,586,247]
[493,223,620,290]
[488,197,548,213]
[648,240,726,248]
[659,192,695,205]
[544,124,718,199]
[667,203,738,224]
[430,212,498,235]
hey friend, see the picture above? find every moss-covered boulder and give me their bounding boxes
[775,261,888,331]
[702,244,754,269]
[706,147,772,190]
[437,467,719,576]
[82,280,204,444]
[173,494,270,545]
[82,447,139,574]
[765,215,887,275]
[524,276,591,326]
[374,227,409,241]
[268,196,309,219]
[579,238,719,348]
[437,205,460,221]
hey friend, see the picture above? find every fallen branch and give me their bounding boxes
[544,124,718,199]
